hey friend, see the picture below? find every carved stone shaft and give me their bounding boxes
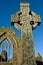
[20,3,36,65]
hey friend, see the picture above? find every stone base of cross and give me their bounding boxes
[11,3,41,65]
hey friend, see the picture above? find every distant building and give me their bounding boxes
[35,53,42,61]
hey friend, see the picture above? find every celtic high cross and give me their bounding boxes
[11,3,41,65]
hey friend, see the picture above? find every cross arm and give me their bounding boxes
[11,11,22,25]
[30,11,41,30]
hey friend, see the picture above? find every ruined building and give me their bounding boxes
[0,3,41,65]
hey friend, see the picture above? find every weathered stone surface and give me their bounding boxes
[11,2,41,65]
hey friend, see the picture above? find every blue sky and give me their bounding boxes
[0,0,43,57]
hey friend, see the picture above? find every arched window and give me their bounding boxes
[0,38,13,62]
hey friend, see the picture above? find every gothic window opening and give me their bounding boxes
[0,38,13,62]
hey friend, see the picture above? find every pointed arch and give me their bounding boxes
[0,38,13,62]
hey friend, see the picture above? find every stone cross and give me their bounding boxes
[11,3,41,65]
